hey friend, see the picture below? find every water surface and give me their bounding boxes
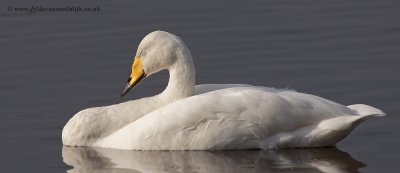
[0,0,399,172]
[63,147,364,173]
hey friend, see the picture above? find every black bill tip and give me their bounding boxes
[121,82,133,97]
[120,72,146,97]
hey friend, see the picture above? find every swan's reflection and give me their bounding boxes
[62,146,364,173]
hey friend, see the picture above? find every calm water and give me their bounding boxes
[1,0,400,172]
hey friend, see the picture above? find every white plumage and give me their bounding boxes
[62,31,384,150]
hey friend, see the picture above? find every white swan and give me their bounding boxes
[62,30,385,150]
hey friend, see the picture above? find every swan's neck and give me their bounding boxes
[159,47,195,102]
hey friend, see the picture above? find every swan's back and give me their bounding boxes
[94,86,383,150]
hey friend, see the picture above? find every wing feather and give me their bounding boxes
[95,87,357,150]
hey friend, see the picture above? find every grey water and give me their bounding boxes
[1,0,399,172]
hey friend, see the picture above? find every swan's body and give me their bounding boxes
[62,31,384,150]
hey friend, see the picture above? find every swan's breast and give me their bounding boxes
[62,96,163,147]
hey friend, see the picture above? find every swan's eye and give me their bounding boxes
[140,50,146,57]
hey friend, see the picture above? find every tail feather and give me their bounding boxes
[347,104,385,117]
[260,104,385,149]
[319,104,385,131]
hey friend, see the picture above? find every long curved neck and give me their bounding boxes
[159,46,195,102]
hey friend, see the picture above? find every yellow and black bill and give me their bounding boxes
[120,57,147,97]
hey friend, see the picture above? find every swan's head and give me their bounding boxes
[121,30,187,96]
